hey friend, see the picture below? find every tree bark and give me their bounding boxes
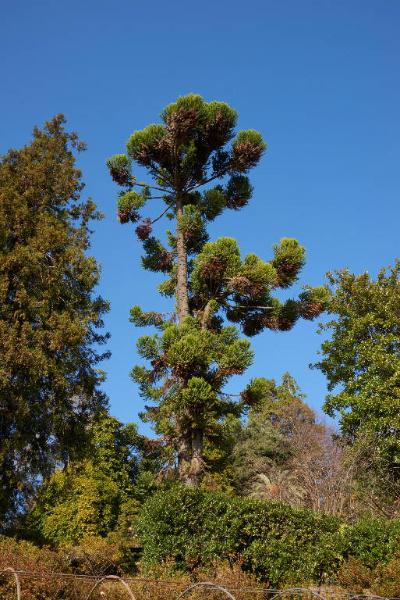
[175,194,202,486]
[189,429,204,487]
[175,194,189,322]
[177,435,192,486]
[177,427,204,487]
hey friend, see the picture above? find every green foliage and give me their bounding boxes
[339,518,400,568]
[137,486,341,585]
[130,305,165,328]
[133,319,252,453]
[0,115,109,525]
[178,204,209,251]
[24,415,139,545]
[127,124,166,165]
[231,130,267,172]
[141,237,173,272]
[117,190,146,223]
[191,236,323,336]
[108,94,327,485]
[315,263,400,470]
[231,420,288,495]
[106,153,132,186]
[137,486,400,586]
[232,374,312,494]
[200,186,227,220]
[225,175,253,209]
[272,238,305,287]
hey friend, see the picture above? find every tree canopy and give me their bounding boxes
[107,94,329,486]
[24,414,139,545]
[0,116,109,525]
[315,263,400,473]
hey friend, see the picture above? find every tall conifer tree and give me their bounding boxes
[0,116,109,523]
[108,94,328,486]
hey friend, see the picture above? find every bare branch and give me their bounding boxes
[151,204,174,225]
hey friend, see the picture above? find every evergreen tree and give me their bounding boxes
[0,116,109,524]
[314,263,400,475]
[231,374,313,495]
[108,94,328,486]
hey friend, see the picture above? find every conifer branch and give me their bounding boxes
[151,204,173,225]
[132,181,170,194]
[187,169,229,191]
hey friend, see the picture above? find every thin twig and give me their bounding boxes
[133,181,170,194]
[152,204,173,225]
[187,169,229,191]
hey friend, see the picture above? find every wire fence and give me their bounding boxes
[1,569,400,600]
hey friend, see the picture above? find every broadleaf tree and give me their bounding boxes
[0,116,109,525]
[108,94,328,486]
[314,263,400,476]
[24,414,139,545]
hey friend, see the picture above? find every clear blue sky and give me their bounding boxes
[1,0,399,431]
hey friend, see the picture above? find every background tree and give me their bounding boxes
[343,431,400,518]
[24,414,139,545]
[107,94,329,486]
[314,263,400,479]
[0,116,109,526]
[230,373,354,516]
[230,374,310,495]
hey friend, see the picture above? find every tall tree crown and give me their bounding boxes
[0,115,109,523]
[108,94,328,486]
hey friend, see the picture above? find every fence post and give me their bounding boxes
[0,567,22,600]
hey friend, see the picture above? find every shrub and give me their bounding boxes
[337,557,373,592]
[339,518,400,568]
[137,485,341,585]
[0,535,76,600]
[0,535,125,600]
[60,536,124,575]
[371,556,400,597]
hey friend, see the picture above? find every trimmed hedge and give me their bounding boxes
[137,486,400,587]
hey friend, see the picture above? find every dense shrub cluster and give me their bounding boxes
[137,486,400,587]
[2,492,400,596]
[0,535,127,599]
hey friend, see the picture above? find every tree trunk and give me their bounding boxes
[189,429,204,487]
[177,429,204,487]
[175,194,189,322]
[178,436,193,486]
[175,194,202,486]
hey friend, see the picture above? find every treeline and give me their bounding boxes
[0,97,399,590]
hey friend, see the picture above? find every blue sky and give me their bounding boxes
[1,0,399,431]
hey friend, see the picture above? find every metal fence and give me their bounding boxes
[1,568,399,600]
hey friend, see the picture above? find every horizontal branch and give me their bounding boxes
[186,169,229,191]
[133,181,170,194]
[236,305,274,310]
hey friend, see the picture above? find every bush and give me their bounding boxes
[0,535,75,600]
[372,556,400,597]
[137,485,341,585]
[0,535,125,600]
[3,488,400,593]
[339,518,400,568]
[337,557,373,592]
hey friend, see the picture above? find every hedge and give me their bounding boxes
[137,486,400,587]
